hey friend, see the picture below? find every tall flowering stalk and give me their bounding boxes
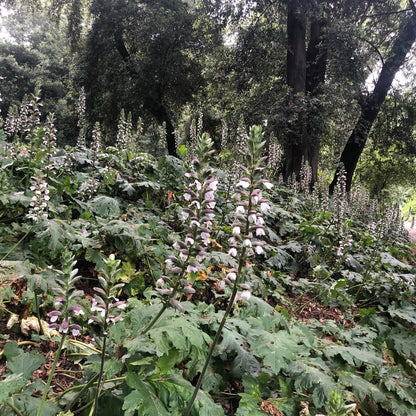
[41,113,58,180]
[37,251,84,416]
[27,174,50,221]
[77,87,87,148]
[88,254,126,416]
[184,125,272,416]
[4,88,42,140]
[141,132,217,334]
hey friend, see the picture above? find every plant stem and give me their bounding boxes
[184,248,246,416]
[140,302,168,335]
[6,400,23,416]
[34,292,45,336]
[0,226,33,262]
[91,326,108,416]
[37,334,66,416]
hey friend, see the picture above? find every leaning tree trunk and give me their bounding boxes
[283,0,306,182]
[329,10,416,193]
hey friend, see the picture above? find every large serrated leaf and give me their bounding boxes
[0,374,26,403]
[88,195,121,217]
[7,350,45,379]
[215,328,261,378]
[249,329,298,374]
[235,393,262,415]
[124,373,170,416]
[338,371,387,404]
[388,303,416,325]
[324,345,384,367]
[287,361,337,408]
[387,327,416,357]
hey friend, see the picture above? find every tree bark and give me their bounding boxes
[329,11,416,193]
[283,2,327,186]
[305,17,327,185]
[283,1,306,182]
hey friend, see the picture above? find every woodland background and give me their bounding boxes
[0,1,416,416]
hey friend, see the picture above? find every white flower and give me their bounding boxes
[248,213,257,223]
[204,191,215,201]
[190,200,201,209]
[236,205,245,214]
[256,227,265,237]
[227,271,237,281]
[72,327,81,337]
[185,236,195,245]
[243,239,252,248]
[260,202,270,212]
[187,264,200,273]
[237,178,250,188]
[232,226,241,236]
[256,216,265,226]
[228,247,238,257]
[201,231,210,241]
[254,245,264,255]
[194,180,202,191]
[156,278,165,287]
[206,179,218,191]
[184,193,191,201]
[240,290,251,300]
[190,220,200,228]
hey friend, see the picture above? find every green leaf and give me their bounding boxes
[249,329,298,375]
[380,252,411,270]
[338,371,387,404]
[324,345,384,367]
[3,342,21,361]
[387,326,416,357]
[235,393,263,415]
[0,374,26,403]
[36,219,73,255]
[287,361,337,408]
[388,303,416,326]
[158,349,180,373]
[13,394,61,416]
[88,195,121,217]
[124,373,170,416]
[7,350,45,379]
[215,328,261,378]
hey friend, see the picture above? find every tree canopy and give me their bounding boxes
[0,0,415,193]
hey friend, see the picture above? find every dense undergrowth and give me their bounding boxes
[0,109,415,416]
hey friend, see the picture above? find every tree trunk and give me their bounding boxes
[283,3,327,186]
[283,0,306,182]
[329,12,416,193]
[305,17,327,185]
[150,103,178,158]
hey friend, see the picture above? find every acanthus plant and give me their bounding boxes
[140,132,217,333]
[88,254,126,416]
[184,125,272,415]
[37,250,85,416]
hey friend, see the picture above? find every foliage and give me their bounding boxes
[0,108,415,416]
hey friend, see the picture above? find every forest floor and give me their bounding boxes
[0,224,415,415]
